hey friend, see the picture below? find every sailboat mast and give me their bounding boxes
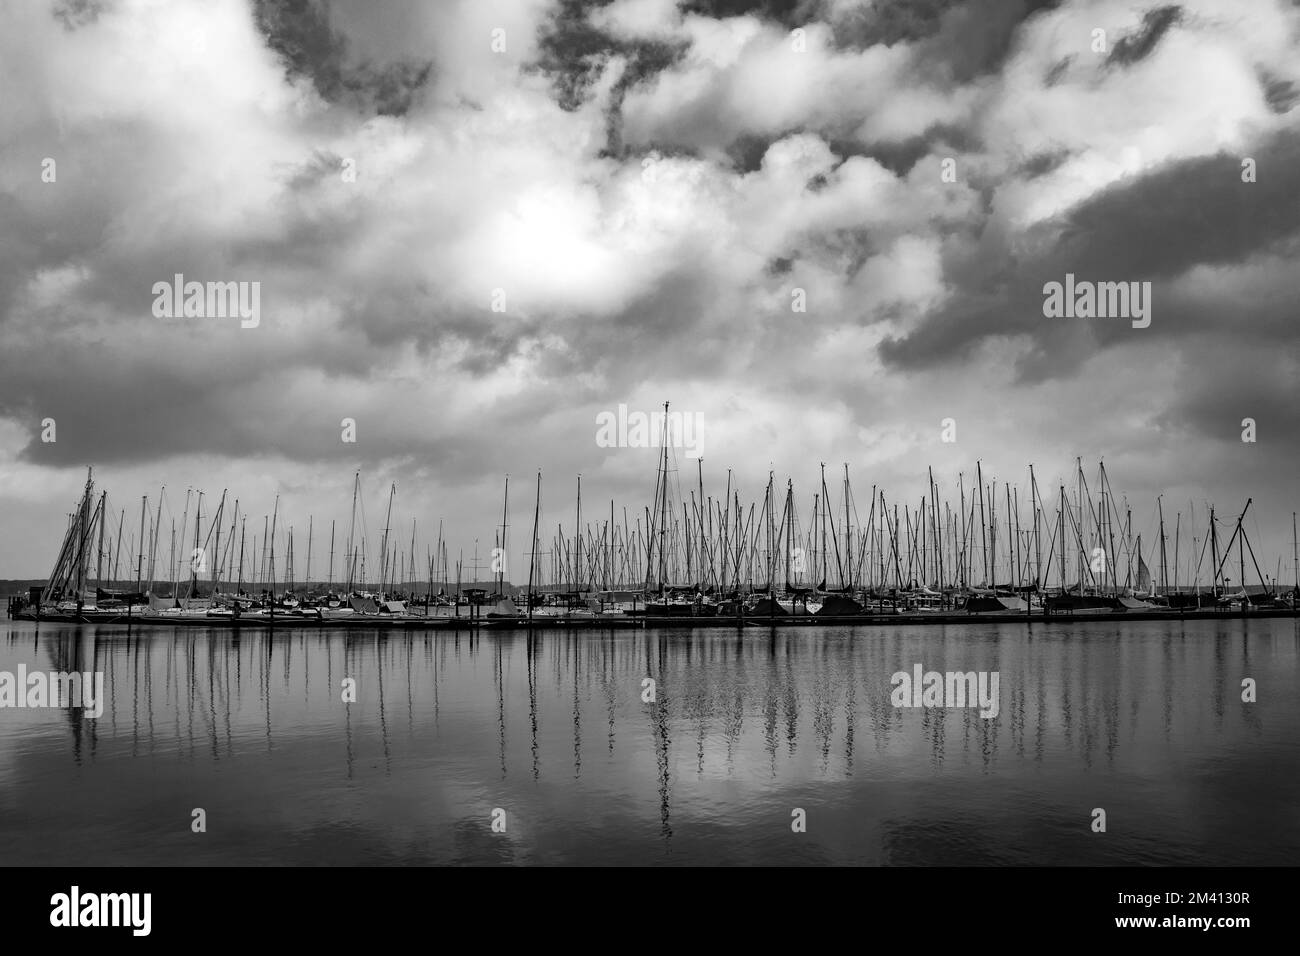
[136,494,147,592]
[212,491,226,594]
[268,495,278,602]
[346,471,359,592]
[697,458,707,589]
[94,491,107,591]
[1029,465,1041,588]
[380,482,395,599]
[147,487,163,592]
[237,517,246,595]
[169,520,177,601]
[658,402,670,592]
[189,491,203,600]
[843,465,852,589]
[1058,484,1067,591]
[112,507,125,587]
[1292,512,1298,602]
[976,462,987,586]
[527,471,541,622]
[1209,505,1219,595]
[1173,512,1180,594]
[1157,496,1168,596]
[498,475,509,596]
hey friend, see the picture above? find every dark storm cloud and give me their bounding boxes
[1262,74,1299,114]
[1044,55,1072,86]
[532,0,690,158]
[879,126,1300,374]
[0,193,42,325]
[534,0,687,111]
[588,0,1059,166]
[681,0,813,27]
[601,39,690,156]
[573,267,741,382]
[1107,5,1182,68]
[532,0,617,111]
[831,124,981,178]
[253,0,432,116]
[0,334,513,478]
[912,0,1062,85]
[818,0,955,48]
[825,0,1062,84]
[52,0,106,31]
[1157,344,1300,445]
[3,351,262,467]
[1018,149,1073,179]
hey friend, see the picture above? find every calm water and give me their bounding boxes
[2,618,1298,865]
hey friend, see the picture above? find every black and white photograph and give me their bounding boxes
[1,0,1296,931]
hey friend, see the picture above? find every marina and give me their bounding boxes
[8,427,1298,631]
[8,600,1298,629]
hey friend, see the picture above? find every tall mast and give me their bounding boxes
[976,462,987,586]
[1157,496,1168,596]
[1077,460,1088,589]
[147,486,163,592]
[527,471,541,622]
[136,494,148,593]
[928,467,940,588]
[188,491,203,600]
[989,479,997,588]
[327,522,338,590]
[269,495,279,602]
[658,402,670,592]
[958,475,966,589]
[498,475,509,596]
[211,490,226,595]
[782,480,792,587]
[346,471,359,592]
[698,458,706,589]
[1173,512,1180,594]
[74,468,93,599]
[112,507,125,587]
[237,516,246,595]
[225,500,238,591]
[94,491,107,591]
[759,470,769,590]
[379,482,395,599]
[1237,504,1248,595]
[1209,505,1219,595]
[1029,465,1041,588]
[843,464,852,589]
[1010,484,1019,593]
[819,463,828,588]
[1291,511,1298,601]
[1059,484,1067,591]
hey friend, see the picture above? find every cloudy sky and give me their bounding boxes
[1,0,1297,584]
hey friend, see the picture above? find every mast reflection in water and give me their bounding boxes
[1,619,1297,865]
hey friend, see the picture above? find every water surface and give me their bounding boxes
[1,618,1296,865]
